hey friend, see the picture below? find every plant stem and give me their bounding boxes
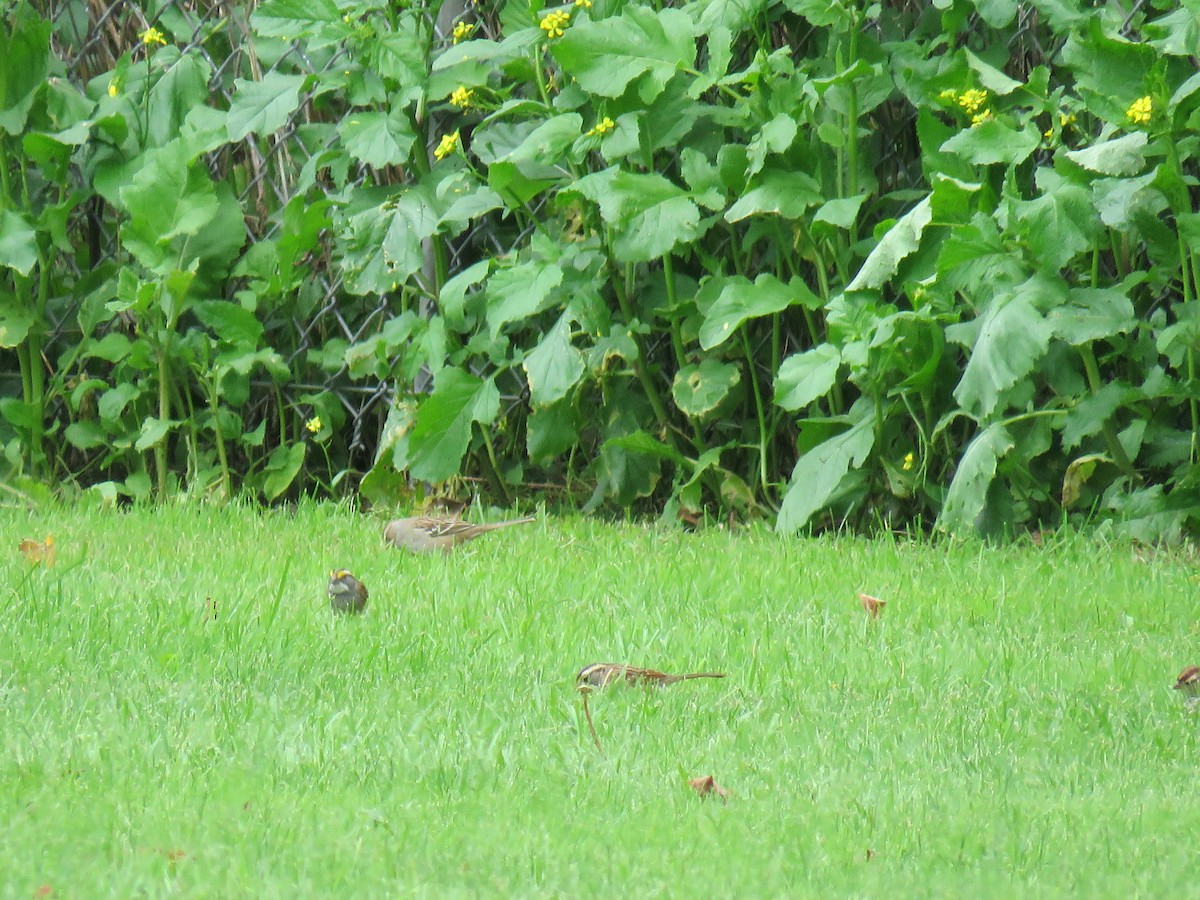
[156,341,171,499]
[741,328,769,495]
[1078,343,1138,479]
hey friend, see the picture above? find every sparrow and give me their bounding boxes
[1173,665,1200,702]
[576,663,726,689]
[327,569,368,614]
[382,515,536,554]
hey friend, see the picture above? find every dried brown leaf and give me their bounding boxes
[859,592,885,619]
[687,774,731,803]
[19,535,55,568]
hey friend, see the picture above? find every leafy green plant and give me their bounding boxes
[5,0,1200,540]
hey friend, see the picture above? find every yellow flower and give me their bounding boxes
[938,89,958,102]
[450,86,474,109]
[305,417,322,434]
[452,21,475,44]
[902,452,914,472]
[434,130,461,160]
[1126,95,1152,125]
[957,89,988,114]
[107,81,119,98]
[587,116,615,137]
[575,0,592,6]
[140,27,167,46]
[1059,112,1076,127]
[970,109,993,127]
[539,10,571,38]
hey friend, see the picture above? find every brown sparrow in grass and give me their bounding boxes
[382,515,536,554]
[1174,666,1200,708]
[576,663,726,689]
[327,570,368,614]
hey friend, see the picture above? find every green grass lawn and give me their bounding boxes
[2,502,1198,896]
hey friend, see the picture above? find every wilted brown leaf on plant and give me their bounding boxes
[859,592,885,619]
[19,535,55,568]
[687,775,731,803]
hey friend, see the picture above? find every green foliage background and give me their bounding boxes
[2,0,1199,538]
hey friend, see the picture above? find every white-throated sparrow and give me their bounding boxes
[382,515,536,554]
[576,663,726,689]
[327,569,368,614]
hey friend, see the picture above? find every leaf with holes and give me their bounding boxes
[672,359,740,418]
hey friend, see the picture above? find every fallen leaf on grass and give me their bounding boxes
[19,535,55,568]
[34,886,53,898]
[155,848,187,862]
[687,775,731,803]
[865,848,876,861]
[859,592,885,619]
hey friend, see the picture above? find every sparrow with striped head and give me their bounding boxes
[576,663,726,689]
[382,515,536,554]
[1174,665,1200,709]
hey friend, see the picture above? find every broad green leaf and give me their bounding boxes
[194,300,264,347]
[1013,183,1096,271]
[0,210,38,276]
[964,49,1022,93]
[813,195,867,230]
[262,443,306,501]
[1093,173,1159,229]
[339,193,434,294]
[974,0,1018,26]
[0,298,34,348]
[486,261,564,336]
[146,55,212,150]
[595,436,665,506]
[951,290,1053,418]
[120,152,219,272]
[0,13,51,135]
[776,412,875,534]
[847,196,932,290]
[227,73,305,141]
[775,345,841,411]
[568,168,700,262]
[340,111,416,167]
[407,369,499,482]
[1061,383,1125,451]
[524,314,584,406]
[98,383,141,422]
[439,260,489,327]
[672,359,741,417]
[1064,132,1147,176]
[941,120,1041,166]
[552,6,696,101]
[937,423,1015,535]
[605,430,687,465]
[65,421,108,451]
[782,0,843,27]
[699,274,800,350]
[505,114,583,164]
[746,114,797,176]
[253,0,340,26]
[527,400,579,462]
[134,416,178,452]
[1046,287,1136,346]
[1060,21,1155,103]
[725,169,823,222]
